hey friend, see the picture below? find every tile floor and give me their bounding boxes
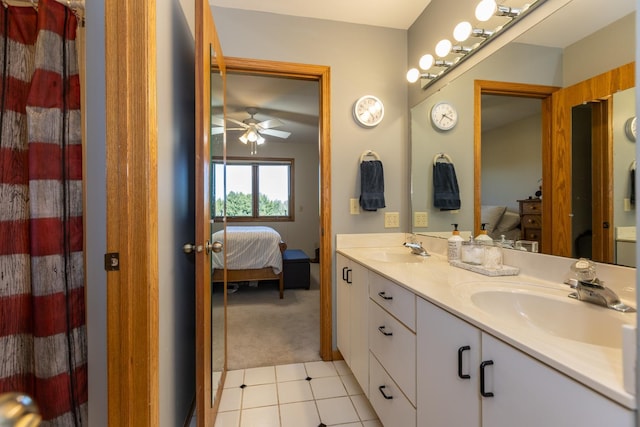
[212,360,382,427]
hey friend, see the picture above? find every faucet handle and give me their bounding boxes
[564,278,578,289]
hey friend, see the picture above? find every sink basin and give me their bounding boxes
[458,282,635,348]
[365,251,428,263]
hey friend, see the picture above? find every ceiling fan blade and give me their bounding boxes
[211,127,224,135]
[259,128,291,139]
[227,118,249,128]
[257,118,284,129]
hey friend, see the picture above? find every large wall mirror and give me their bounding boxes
[410,0,635,266]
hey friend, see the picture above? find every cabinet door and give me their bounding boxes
[336,254,369,395]
[481,333,634,427]
[336,254,351,365]
[349,261,369,395]
[417,298,481,427]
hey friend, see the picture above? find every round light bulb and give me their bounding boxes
[406,68,420,83]
[475,0,497,22]
[435,39,452,58]
[247,130,258,142]
[418,54,435,70]
[453,21,473,42]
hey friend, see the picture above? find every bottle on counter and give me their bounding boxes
[447,223,464,262]
[476,223,493,244]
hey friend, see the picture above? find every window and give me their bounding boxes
[213,158,294,221]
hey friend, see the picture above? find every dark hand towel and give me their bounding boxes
[359,160,386,211]
[433,162,461,210]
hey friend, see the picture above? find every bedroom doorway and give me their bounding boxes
[213,57,332,365]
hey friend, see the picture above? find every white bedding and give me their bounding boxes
[211,226,283,274]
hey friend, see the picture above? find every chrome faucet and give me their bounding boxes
[403,241,429,257]
[566,278,636,313]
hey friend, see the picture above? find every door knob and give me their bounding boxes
[206,240,223,254]
[183,243,203,254]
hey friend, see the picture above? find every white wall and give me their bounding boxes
[482,113,543,211]
[157,0,197,425]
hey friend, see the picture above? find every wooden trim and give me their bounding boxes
[219,57,333,360]
[551,63,634,257]
[474,80,559,250]
[105,0,158,425]
[195,1,224,425]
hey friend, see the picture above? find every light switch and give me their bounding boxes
[350,198,360,214]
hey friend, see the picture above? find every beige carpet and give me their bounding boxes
[216,263,322,370]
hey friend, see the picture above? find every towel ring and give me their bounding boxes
[360,150,381,163]
[433,152,453,166]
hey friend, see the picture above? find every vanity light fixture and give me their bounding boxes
[406,70,439,83]
[475,0,522,21]
[435,39,453,57]
[406,0,544,87]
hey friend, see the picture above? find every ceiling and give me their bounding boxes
[210,0,433,30]
[216,0,635,145]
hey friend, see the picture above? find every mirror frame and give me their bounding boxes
[474,80,559,249]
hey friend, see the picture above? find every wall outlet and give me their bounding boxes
[384,212,400,228]
[414,211,428,227]
[350,198,360,214]
[624,198,631,212]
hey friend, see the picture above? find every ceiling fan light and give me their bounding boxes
[239,133,249,144]
[257,135,265,145]
[247,130,258,142]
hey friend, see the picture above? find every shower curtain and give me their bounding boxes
[0,0,86,425]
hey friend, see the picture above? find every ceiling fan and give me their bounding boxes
[212,107,291,145]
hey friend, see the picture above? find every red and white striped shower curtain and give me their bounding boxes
[0,0,86,425]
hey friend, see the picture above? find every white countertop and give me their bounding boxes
[337,244,637,409]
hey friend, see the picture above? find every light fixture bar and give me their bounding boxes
[406,0,546,89]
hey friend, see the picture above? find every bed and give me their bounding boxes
[481,205,521,241]
[211,226,287,298]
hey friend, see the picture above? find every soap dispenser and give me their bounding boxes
[447,223,464,262]
[476,223,493,244]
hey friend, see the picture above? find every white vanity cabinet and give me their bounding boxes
[368,273,417,426]
[417,297,635,427]
[336,254,369,395]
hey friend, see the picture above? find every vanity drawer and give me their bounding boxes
[521,214,542,228]
[369,299,416,405]
[369,352,416,427]
[369,272,416,331]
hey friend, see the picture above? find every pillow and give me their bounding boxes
[496,211,521,232]
[481,205,507,233]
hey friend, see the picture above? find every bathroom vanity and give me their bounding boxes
[336,233,636,427]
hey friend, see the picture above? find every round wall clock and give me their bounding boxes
[430,101,458,131]
[353,95,384,128]
[625,116,636,142]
